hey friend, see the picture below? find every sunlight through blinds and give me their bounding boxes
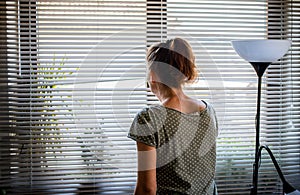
[0,0,299,194]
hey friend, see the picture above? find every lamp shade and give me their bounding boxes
[285,190,300,195]
[231,39,291,63]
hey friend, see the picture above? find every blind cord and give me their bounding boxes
[29,0,33,189]
[160,0,163,42]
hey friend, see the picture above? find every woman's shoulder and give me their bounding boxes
[137,104,165,114]
[134,104,167,121]
[135,101,216,118]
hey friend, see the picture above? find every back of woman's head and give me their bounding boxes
[146,37,198,88]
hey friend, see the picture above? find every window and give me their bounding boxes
[1,0,299,194]
[265,0,300,188]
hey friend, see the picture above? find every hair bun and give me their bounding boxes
[147,37,198,88]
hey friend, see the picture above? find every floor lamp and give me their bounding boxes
[231,40,299,195]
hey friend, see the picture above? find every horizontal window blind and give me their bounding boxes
[264,0,300,190]
[2,0,147,194]
[1,0,299,195]
[165,1,268,194]
[149,0,300,194]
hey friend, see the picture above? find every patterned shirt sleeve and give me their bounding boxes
[128,107,157,147]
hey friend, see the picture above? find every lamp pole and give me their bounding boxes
[249,62,297,195]
[249,62,270,195]
[251,75,262,195]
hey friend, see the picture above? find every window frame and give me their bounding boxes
[1,0,299,194]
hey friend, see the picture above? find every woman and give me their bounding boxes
[128,37,218,195]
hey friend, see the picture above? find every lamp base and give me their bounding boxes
[251,145,298,195]
[286,190,300,195]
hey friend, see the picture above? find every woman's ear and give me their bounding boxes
[150,80,157,84]
[148,71,158,94]
[149,70,159,83]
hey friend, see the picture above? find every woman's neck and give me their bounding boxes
[156,86,206,114]
[157,87,186,106]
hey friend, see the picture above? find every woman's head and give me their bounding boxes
[146,37,198,92]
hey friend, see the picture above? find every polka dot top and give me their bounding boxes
[128,101,218,195]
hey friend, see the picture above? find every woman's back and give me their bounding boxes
[128,101,218,194]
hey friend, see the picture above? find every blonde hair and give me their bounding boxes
[146,37,198,89]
